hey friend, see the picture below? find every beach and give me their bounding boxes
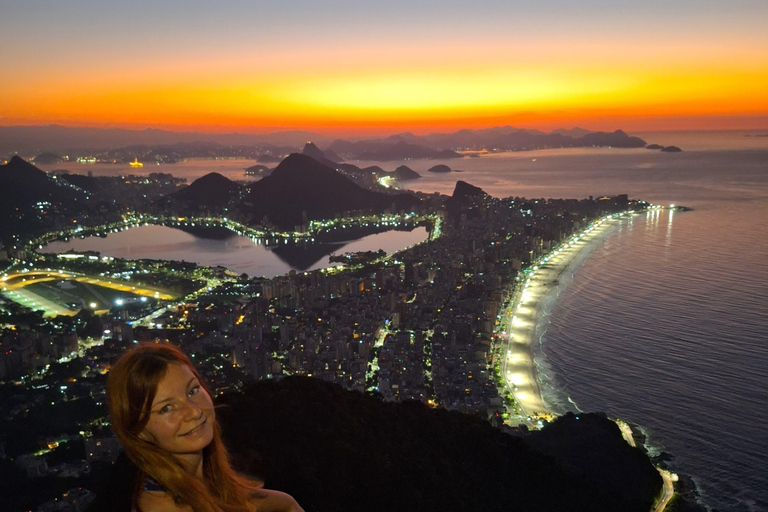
[499,213,632,424]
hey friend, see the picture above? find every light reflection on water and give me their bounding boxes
[42,224,430,278]
[40,143,768,510]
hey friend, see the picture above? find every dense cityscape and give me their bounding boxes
[0,145,655,510]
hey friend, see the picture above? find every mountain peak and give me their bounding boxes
[243,154,419,230]
[302,142,339,163]
[452,180,487,199]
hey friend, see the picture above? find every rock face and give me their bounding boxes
[427,164,452,173]
[242,153,420,230]
[661,145,682,152]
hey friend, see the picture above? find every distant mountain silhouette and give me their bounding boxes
[661,145,682,152]
[427,164,452,173]
[160,172,242,211]
[578,130,646,148]
[302,141,339,163]
[32,152,63,165]
[355,126,649,152]
[645,144,664,150]
[241,153,420,230]
[551,127,592,138]
[245,164,273,176]
[0,125,334,154]
[328,139,462,161]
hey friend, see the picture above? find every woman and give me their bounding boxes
[107,342,303,512]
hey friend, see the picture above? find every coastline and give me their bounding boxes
[496,208,704,512]
[498,213,630,423]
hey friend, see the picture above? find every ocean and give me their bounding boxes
[41,130,768,510]
[396,132,768,512]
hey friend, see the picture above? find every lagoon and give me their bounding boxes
[42,224,430,278]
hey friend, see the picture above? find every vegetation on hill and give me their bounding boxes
[215,377,662,512]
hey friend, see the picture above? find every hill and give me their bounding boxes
[427,164,452,173]
[390,165,421,180]
[85,377,662,512]
[214,377,661,512]
[159,172,242,212]
[445,180,489,223]
[578,129,646,148]
[302,141,341,163]
[241,154,420,230]
[0,156,92,241]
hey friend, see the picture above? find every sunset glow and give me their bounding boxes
[2,0,766,134]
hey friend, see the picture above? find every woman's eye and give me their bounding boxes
[189,386,200,396]
[159,405,172,414]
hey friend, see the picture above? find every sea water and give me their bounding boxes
[398,135,768,512]
[44,131,768,510]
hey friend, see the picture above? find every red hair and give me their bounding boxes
[107,342,261,512]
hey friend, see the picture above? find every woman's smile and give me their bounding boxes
[140,362,215,457]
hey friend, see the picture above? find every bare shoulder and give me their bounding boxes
[136,490,193,512]
[251,488,305,512]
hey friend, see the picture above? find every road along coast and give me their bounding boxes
[497,212,635,425]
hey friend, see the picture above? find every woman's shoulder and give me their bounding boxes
[250,489,305,512]
[136,490,193,512]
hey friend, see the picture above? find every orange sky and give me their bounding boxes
[2,1,767,135]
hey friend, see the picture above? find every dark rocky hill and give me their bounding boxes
[427,164,452,173]
[390,165,421,180]
[213,377,661,512]
[241,153,420,230]
[445,180,488,222]
[0,156,91,241]
[451,180,487,201]
[160,172,242,211]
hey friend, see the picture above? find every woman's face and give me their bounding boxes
[140,363,215,458]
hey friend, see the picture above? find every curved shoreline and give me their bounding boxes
[496,208,685,512]
[498,212,633,423]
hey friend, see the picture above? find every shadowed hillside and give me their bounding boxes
[159,172,242,213]
[0,156,92,242]
[241,153,420,230]
[86,377,661,512]
[216,377,661,512]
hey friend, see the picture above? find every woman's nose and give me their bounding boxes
[182,398,202,419]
